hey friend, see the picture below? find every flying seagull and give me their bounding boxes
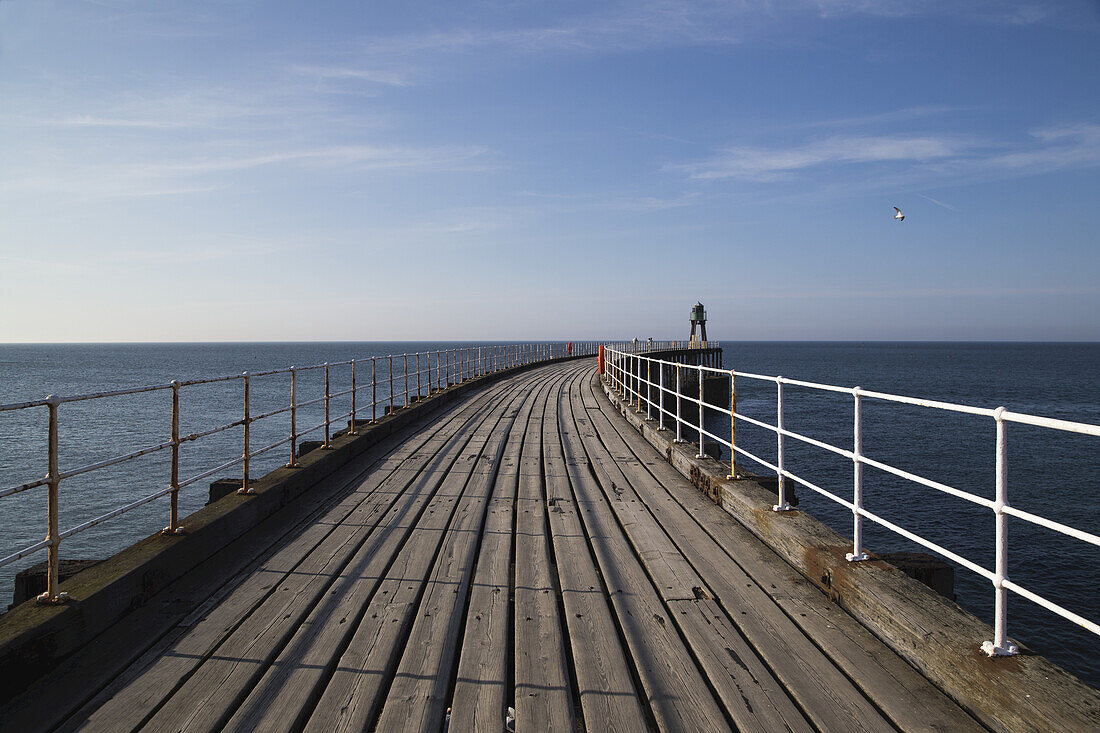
[893,206,905,222]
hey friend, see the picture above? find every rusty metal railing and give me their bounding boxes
[603,346,1100,658]
[0,342,600,603]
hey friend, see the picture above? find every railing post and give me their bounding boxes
[239,373,255,494]
[727,371,737,480]
[674,364,685,443]
[323,363,332,448]
[350,360,358,435]
[165,380,183,533]
[984,407,1019,656]
[389,355,394,414]
[287,367,300,466]
[658,362,665,430]
[696,364,706,459]
[645,359,653,420]
[371,357,377,423]
[37,395,64,603]
[417,352,422,400]
[847,387,868,560]
[773,377,791,511]
[403,354,409,407]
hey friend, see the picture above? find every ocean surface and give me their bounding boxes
[1,341,1097,688]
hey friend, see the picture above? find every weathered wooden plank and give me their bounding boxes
[559,373,731,732]
[220,374,532,726]
[576,386,813,732]
[298,491,471,730]
[447,376,546,731]
[581,390,889,732]
[668,598,814,733]
[140,481,435,731]
[511,370,574,732]
[575,414,710,602]
[585,372,980,732]
[543,373,648,731]
[138,380,525,732]
[80,459,414,731]
[43,384,517,733]
[602,438,985,729]
[299,381,532,733]
[372,389,530,732]
[581,371,985,729]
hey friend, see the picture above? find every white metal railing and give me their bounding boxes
[601,346,1099,658]
[0,342,599,604]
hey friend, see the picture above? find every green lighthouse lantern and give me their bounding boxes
[689,302,707,346]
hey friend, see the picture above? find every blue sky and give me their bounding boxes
[1,0,1098,341]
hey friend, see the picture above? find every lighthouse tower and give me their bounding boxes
[689,302,707,346]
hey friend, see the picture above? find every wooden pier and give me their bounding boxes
[1,357,1096,731]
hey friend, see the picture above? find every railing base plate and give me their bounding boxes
[981,640,1019,657]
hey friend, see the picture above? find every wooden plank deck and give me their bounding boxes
[18,359,985,732]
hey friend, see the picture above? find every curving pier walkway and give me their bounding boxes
[8,360,983,732]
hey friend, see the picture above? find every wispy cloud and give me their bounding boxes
[289,65,413,88]
[981,123,1100,173]
[673,135,967,180]
[517,189,702,212]
[791,105,981,130]
[710,285,1100,300]
[139,144,495,175]
[917,193,959,211]
[12,88,314,132]
[0,144,496,201]
[810,0,1096,27]
[355,2,751,58]
[672,122,1100,187]
[349,0,1097,64]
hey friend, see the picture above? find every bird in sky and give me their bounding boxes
[893,206,905,222]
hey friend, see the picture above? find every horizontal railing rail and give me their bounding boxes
[1,342,600,603]
[602,345,1099,658]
